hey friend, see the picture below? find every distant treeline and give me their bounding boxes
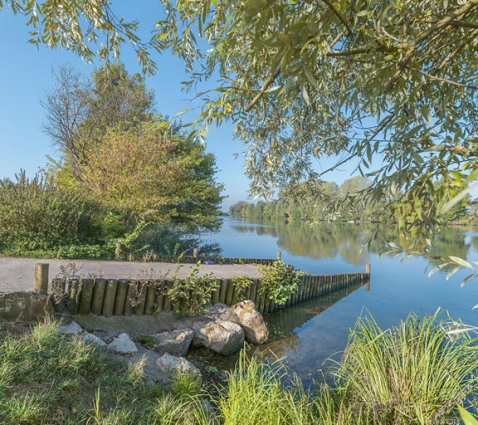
[229,177,476,224]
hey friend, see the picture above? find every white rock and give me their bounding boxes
[153,328,194,357]
[192,320,244,355]
[107,333,138,354]
[156,353,201,378]
[83,332,107,347]
[232,300,269,344]
[58,320,83,335]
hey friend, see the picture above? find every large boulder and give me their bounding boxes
[231,300,269,344]
[192,320,244,356]
[0,291,54,323]
[204,302,240,324]
[152,328,194,357]
[156,353,201,379]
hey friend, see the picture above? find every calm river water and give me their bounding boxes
[204,217,478,387]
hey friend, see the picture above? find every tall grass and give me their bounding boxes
[1,311,477,424]
[317,309,478,424]
[215,352,314,425]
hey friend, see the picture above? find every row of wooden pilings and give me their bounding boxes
[34,263,371,316]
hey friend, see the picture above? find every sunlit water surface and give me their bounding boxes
[203,218,478,387]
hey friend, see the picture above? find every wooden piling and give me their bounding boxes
[135,280,147,315]
[162,280,172,313]
[144,282,156,315]
[68,279,80,315]
[123,282,136,316]
[33,263,49,294]
[79,279,95,315]
[219,279,228,304]
[114,279,129,316]
[154,281,165,313]
[91,279,106,315]
[102,279,118,317]
[212,282,220,304]
[225,279,234,306]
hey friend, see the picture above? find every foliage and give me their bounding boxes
[81,120,224,230]
[231,275,254,302]
[167,263,219,316]
[215,351,314,424]
[5,0,478,250]
[0,170,101,251]
[230,177,375,222]
[42,63,154,183]
[42,63,224,231]
[317,310,478,424]
[258,260,300,306]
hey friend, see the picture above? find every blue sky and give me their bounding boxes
[0,3,358,210]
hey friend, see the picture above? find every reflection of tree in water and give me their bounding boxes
[234,221,371,264]
[229,220,473,272]
[472,236,478,252]
[426,227,471,271]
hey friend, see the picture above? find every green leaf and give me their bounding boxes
[458,406,478,425]
[449,256,472,269]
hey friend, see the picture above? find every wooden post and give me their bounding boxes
[68,279,80,315]
[193,248,198,259]
[91,279,107,315]
[144,283,156,315]
[155,281,165,313]
[134,280,147,315]
[225,279,234,306]
[114,279,129,315]
[277,251,282,260]
[365,263,371,274]
[79,279,95,315]
[33,263,49,294]
[102,280,118,317]
[123,282,136,316]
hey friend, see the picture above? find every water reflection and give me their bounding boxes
[227,219,475,274]
[202,218,478,389]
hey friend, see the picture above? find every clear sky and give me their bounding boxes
[0,3,358,210]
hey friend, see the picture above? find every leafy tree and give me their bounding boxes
[42,63,154,180]
[5,0,478,248]
[82,120,224,231]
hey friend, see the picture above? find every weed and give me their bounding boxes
[167,263,219,316]
[258,260,301,306]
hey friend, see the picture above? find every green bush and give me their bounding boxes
[0,171,101,251]
[258,260,300,306]
[167,263,219,316]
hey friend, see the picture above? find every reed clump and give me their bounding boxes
[316,310,478,424]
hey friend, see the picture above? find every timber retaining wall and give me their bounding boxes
[50,272,370,316]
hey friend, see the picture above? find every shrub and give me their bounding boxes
[167,263,219,316]
[258,260,300,306]
[0,171,101,251]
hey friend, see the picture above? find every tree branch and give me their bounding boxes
[245,68,281,112]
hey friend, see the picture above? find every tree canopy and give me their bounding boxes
[83,120,224,231]
[42,62,224,231]
[4,0,478,246]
